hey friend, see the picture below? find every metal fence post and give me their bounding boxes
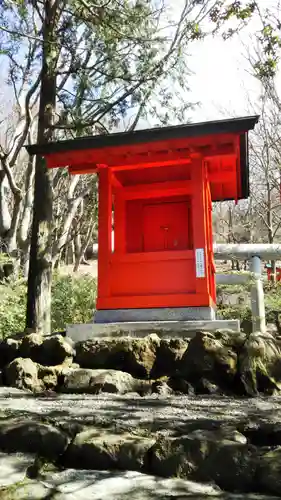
[250,256,266,333]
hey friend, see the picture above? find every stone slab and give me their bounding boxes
[93,307,216,323]
[66,319,240,342]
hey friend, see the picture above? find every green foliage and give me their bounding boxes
[0,273,97,338]
[0,279,26,338]
[210,1,281,80]
[216,283,252,324]
[210,1,256,24]
[217,303,252,322]
[217,282,252,294]
[217,281,281,329]
[51,273,97,331]
[264,282,281,313]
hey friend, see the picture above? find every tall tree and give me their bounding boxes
[26,0,61,333]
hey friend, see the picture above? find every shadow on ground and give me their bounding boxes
[18,467,281,500]
[1,390,281,436]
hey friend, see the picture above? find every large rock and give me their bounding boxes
[239,421,281,447]
[4,357,43,392]
[0,417,69,459]
[20,334,74,366]
[147,426,247,481]
[0,338,20,369]
[75,335,160,378]
[5,359,78,393]
[64,428,155,470]
[198,441,257,492]
[63,368,137,394]
[213,329,247,351]
[20,333,43,359]
[179,331,237,391]
[239,331,281,396]
[151,338,188,379]
[258,447,281,495]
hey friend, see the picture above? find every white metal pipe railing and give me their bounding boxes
[213,244,281,334]
[214,243,281,261]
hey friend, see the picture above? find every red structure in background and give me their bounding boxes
[265,264,281,282]
[27,116,259,322]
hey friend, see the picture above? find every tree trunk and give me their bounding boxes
[18,156,35,276]
[0,171,11,241]
[52,195,83,264]
[73,222,95,272]
[4,193,22,255]
[74,233,82,265]
[26,0,58,334]
[66,240,75,265]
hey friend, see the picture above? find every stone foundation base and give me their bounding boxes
[93,307,216,324]
[66,319,240,342]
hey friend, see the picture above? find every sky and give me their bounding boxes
[140,3,268,128]
[188,35,260,122]
[186,1,281,123]
[134,29,262,130]
[177,13,263,123]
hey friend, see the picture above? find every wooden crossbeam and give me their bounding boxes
[114,180,192,200]
[47,141,236,171]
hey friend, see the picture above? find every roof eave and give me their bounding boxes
[25,115,260,157]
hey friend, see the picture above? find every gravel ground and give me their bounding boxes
[1,388,281,499]
[0,387,281,432]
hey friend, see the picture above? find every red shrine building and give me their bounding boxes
[27,116,259,324]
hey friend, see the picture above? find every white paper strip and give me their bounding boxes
[195,248,205,278]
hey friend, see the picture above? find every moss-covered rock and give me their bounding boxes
[4,358,43,392]
[0,338,20,369]
[62,368,137,394]
[179,331,238,390]
[0,417,69,459]
[20,333,74,366]
[75,334,160,379]
[146,426,248,483]
[63,428,156,470]
[258,447,281,495]
[239,331,281,395]
[151,338,189,379]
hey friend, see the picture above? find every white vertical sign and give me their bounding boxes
[195,248,205,278]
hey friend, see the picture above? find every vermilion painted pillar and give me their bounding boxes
[191,158,209,299]
[205,179,216,302]
[97,168,112,301]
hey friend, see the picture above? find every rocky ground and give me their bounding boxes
[0,329,281,498]
[1,453,278,500]
[0,388,281,499]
